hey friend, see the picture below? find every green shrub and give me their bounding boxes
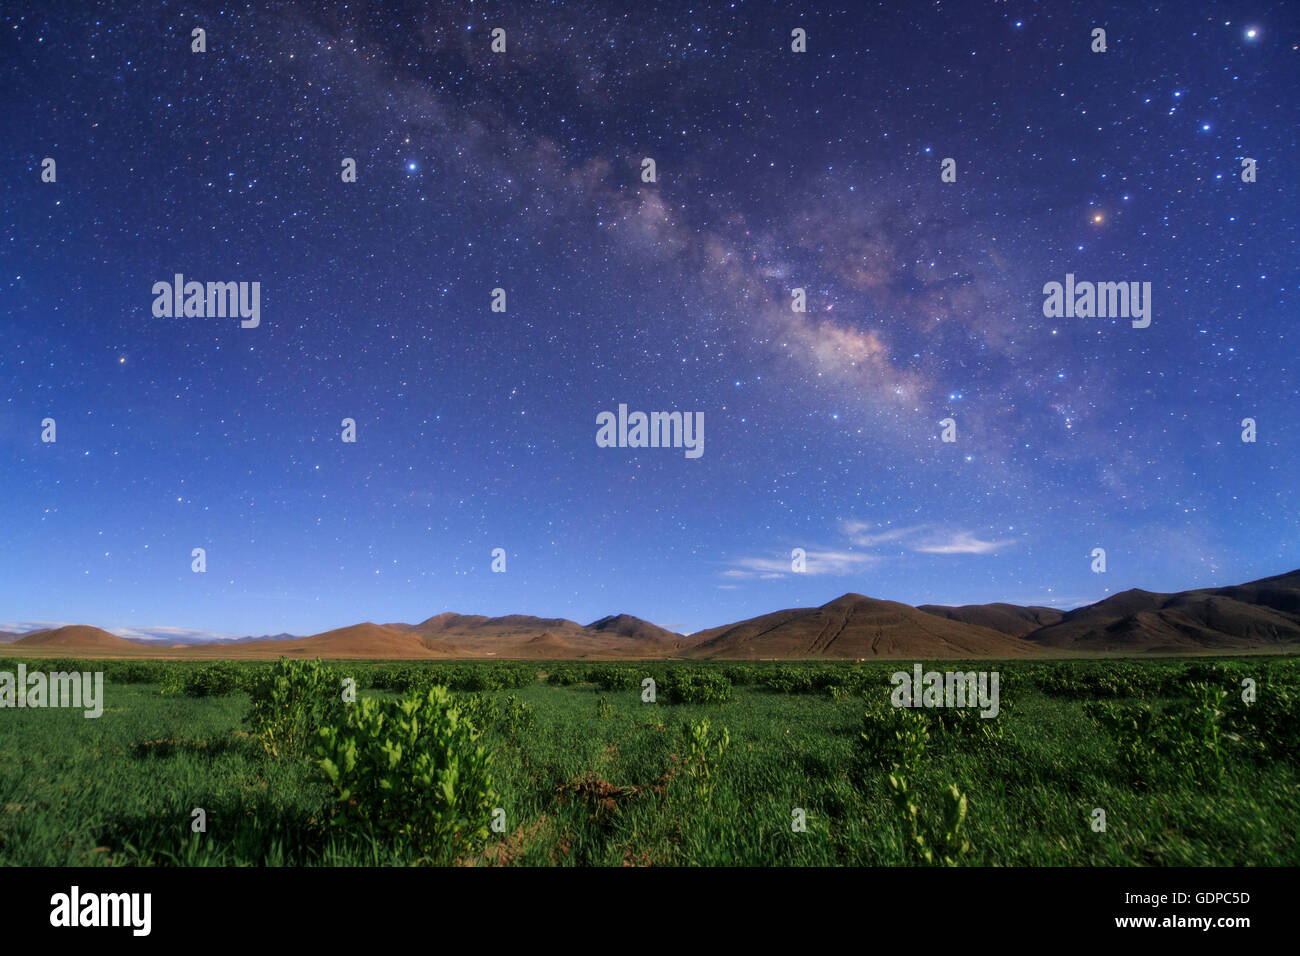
[888,776,971,866]
[1086,683,1228,786]
[858,696,929,776]
[103,661,170,684]
[158,661,249,698]
[679,717,730,803]
[588,664,642,692]
[1229,683,1299,763]
[314,685,495,862]
[664,668,732,704]
[455,692,536,738]
[247,658,344,759]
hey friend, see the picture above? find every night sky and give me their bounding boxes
[2,2,1297,641]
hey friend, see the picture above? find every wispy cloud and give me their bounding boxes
[0,621,72,635]
[724,549,881,579]
[844,521,1016,555]
[0,622,242,644]
[912,530,1015,555]
[108,625,241,644]
[724,523,1017,581]
[843,520,925,547]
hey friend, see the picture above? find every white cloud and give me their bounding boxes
[841,521,1016,555]
[0,622,241,644]
[912,530,1015,555]
[108,625,241,644]
[842,520,923,547]
[725,549,880,579]
[0,621,73,634]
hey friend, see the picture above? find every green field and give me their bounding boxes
[1,657,1297,866]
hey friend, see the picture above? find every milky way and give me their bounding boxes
[2,2,1296,638]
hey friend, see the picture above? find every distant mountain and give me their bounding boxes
[128,632,304,646]
[11,625,144,654]
[586,614,682,643]
[918,602,1065,638]
[233,623,452,659]
[400,612,682,657]
[6,568,1299,659]
[210,612,690,659]
[688,593,1040,659]
[1022,569,1300,653]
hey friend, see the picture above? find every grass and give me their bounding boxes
[0,658,1296,865]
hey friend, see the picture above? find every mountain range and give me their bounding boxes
[5,568,1300,660]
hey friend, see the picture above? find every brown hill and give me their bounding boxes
[688,593,1041,659]
[502,631,577,658]
[11,625,143,654]
[918,602,1065,638]
[230,623,447,659]
[1025,570,1300,653]
[393,611,681,658]
[412,612,579,639]
[11,568,1299,660]
[586,614,681,643]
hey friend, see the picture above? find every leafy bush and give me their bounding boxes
[545,664,586,686]
[758,665,816,694]
[247,658,344,759]
[888,776,971,866]
[103,661,170,684]
[314,685,495,862]
[858,696,929,776]
[159,661,249,698]
[664,668,732,704]
[679,717,730,803]
[587,664,642,692]
[365,663,536,693]
[931,705,1006,743]
[456,692,536,738]
[1087,683,1229,786]
[1228,683,1299,763]
[720,664,758,686]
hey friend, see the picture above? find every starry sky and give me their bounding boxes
[2,2,1297,641]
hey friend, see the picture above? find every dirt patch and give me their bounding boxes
[558,771,640,820]
[474,815,554,867]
